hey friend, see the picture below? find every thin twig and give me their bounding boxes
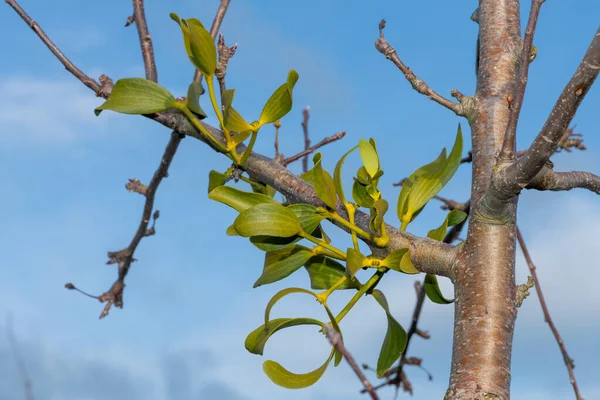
[216,33,238,97]
[499,0,545,161]
[193,0,231,83]
[516,228,583,400]
[526,167,600,195]
[6,314,34,400]
[324,325,379,400]
[273,120,281,157]
[374,19,464,116]
[301,107,311,173]
[131,0,158,82]
[283,131,346,166]
[5,0,102,95]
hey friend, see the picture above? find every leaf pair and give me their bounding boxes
[397,125,463,228]
[171,13,216,78]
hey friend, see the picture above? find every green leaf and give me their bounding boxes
[254,245,314,287]
[380,249,409,273]
[259,70,299,126]
[424,274,454,304]
[352,179,374,208]
[207,170,227,194]
[185,81,207,119]
[245,317,323,356]
[405,125,463,219]
[235,203,302,237]
[305,256,360,290]
[359,139,380,178]
[333,146,358,204]
[171,14,216,77]
[289,204,325,234]
[369,198,389,232]
[263,351,333,389]
[346,248,367,278]
[370,290,408,377]
[208,186,276,212]
[94,78,176,116]
[225,224,239,236]
[250,204,324,251]
[427,209,468,242]
[303,153,337,209]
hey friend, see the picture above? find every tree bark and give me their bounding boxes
[446,1,521,399]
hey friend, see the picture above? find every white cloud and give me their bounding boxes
[0,77,107,144]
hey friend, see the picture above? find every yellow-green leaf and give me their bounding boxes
[427,209,468,242]
[235,203,302,237]
[399,251,420,274]
[245,317,323,356]
[370,289,407,377]
[380,249,409,272]
[346,248,367,278]
[207,170,227,194]
[369,198,389,232]
[424,273,454,304]
[305,256,360,290]
[264,287,317,325]
[170,13,216,77]
[263,351,333,389]
[352,179,374,208]
[254,245,314,287]
[333,146,358,204]
[303,153,337,209]
[359,139,380,178]
[94,78,176,116]
[185,81,207,118]
[259,70,299,126]
[208,186,276,212]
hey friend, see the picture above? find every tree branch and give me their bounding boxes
[131,0,158,82]
[193,0,231,83]
[498,0,545,161]
[496,27,600,198]
[374,19,466,117]
[300,106,311,173]
[283,131,346,167]
[5,0,102,95]
[324,324,379,400]
[516,228,583,400]
[526,166,600,195]
[6,314,34,400]
[8,0,458,284]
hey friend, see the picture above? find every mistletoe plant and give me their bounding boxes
[94,14,466,389]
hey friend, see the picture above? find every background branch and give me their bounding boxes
[499,0,545,161]
[131,0,158,82]
[6,314,34,400]
[301,106,311,173]
[498,27,600,196]
[374,19,464,116]
[283,131,346,166]
[516,228,583,400]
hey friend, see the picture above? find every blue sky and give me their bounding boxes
[1,1,599,399]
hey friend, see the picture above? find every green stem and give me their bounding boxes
[240,131,258,165]
[316,275,349,304]
[206,76,231,144]
[335,271,383,324]
[313,246,346,261]
[324,209,376,242]
[346,204,360,252]
[301,232,346,260]
[178,104,228,154]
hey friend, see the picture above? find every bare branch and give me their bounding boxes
[301,106,311,173]
[193,0,231,83]
[498,27,600,196]
[516,228,583,400]
[374,19,465,117]
[6,314,34,400]
[324,325,379,400]
[526,167,600,195]
[283,131,346,167]
[5,0,102,95]
[131,0,158,82]
[499,0,545,161]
